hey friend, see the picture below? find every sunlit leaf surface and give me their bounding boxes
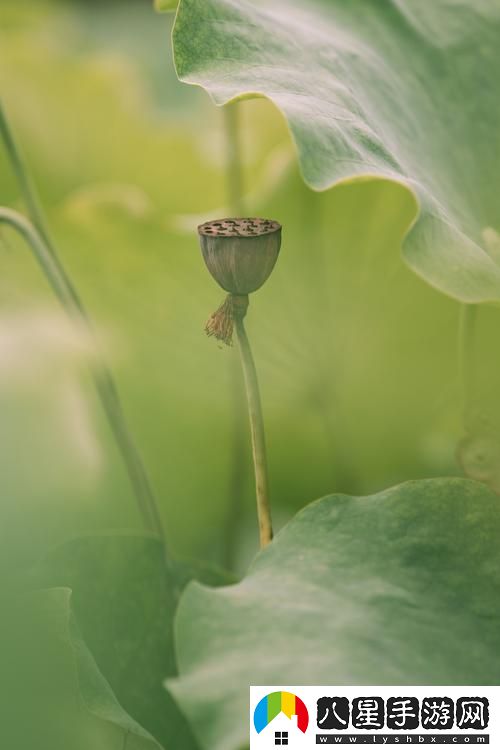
[169,478,500,750]
[172,0,500,303]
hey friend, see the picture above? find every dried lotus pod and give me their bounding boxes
[198,217,280,548]
[198,217,281,295]
[198,217,282,345]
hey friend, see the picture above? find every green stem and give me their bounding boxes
[0,100,54,252]
[234,309,273,548]
[458,303,478,428]
[223,356,249,568]
[0,206,166,545]
[0,100,166,546]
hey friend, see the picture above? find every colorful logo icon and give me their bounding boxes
[254,691,309,734]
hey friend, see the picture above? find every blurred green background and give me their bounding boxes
[2,0,496,577]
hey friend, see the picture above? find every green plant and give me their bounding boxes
[199,217,282,547]
[170,0,500,303]
[164,1,500,745]
[2,1,500,749]
[168,0,500,486]
[0,99,231,749]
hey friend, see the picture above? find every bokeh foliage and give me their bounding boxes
[2,0,486,571]
[2,2,500,747]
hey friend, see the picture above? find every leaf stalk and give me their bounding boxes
[0,206,165,542]
[234,306,273,548]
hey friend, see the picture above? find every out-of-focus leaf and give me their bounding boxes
[0,587,160,750]
[33,534,233,750]
[168,478,500,750]
[172,0,500,303]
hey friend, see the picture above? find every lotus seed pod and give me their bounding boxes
[198,217,281,294]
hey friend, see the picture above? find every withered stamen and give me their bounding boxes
[205,293,249,346]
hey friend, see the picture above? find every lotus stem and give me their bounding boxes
[234,306,273,548]
[0,206,167,547]
[198,216,280,549]
[0,100,168,549]
[0,99,54,255]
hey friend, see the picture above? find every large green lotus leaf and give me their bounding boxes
[172,0,500,303]
[169,478,500,750]
[33,534,232,750]
[0,587,160,750]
